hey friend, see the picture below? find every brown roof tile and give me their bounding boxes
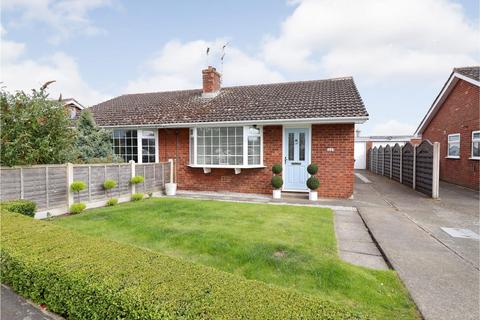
[90,77,368,126]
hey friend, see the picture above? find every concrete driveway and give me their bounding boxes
[353,170,479,320]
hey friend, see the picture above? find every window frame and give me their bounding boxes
[112,129,158,163]
[471,130,480,160]
[446,133,460,159]
[189,125,264,168]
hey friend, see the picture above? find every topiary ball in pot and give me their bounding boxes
[306,176,320,190]
[271,164,282,175]
[271,176,283,189]
[103,179,117,190]
[307,164,318,175]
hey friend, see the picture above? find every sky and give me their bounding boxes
[1,0,479,136]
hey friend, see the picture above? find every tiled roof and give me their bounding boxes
[91,77,368,127]
[454,66,480,81]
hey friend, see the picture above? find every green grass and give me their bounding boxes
[53,198,419,319]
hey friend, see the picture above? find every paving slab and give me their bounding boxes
[1,285,61,320]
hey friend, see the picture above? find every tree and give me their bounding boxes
[0,87,75,166]
[73,110,117,163]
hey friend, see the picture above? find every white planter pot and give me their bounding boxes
[309,191,318,201]
[165,183,177,196]
[273,189,282,199]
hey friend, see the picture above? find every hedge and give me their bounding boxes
[0,211,368,320]
[1,199,36,217]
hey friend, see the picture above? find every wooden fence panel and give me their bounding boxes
[378,146,384,176]
[402,143,415,188]
[415,140,433,197]
[383,145,391,178]
[372,147,378,173]
[391,144,402,183]
[73,167,90,202]
[47,166,68,208]
[0,168,21,201]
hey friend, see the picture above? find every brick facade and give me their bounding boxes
[158,123,355,198]
[421,79,479,190]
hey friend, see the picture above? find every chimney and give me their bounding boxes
[202,66,221,98]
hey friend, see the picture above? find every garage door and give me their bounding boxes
[354,142,366,169]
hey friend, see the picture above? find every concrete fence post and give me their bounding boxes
[432,142,440,199]
[168,159,174,183]
[66,163,74,207]
[130,160,136,195]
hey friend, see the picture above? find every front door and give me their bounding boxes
[283,128,310,190]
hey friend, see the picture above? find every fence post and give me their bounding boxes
[412,146,417,190]
[432,142,440,199]
[130,160,136,195]
[67,163,74,208]
[168,159,174,183]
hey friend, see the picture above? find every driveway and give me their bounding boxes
[353,170,479,320]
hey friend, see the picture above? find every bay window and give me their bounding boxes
[189,126,263,167]
[112,129,157,163]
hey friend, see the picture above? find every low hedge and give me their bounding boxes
[0,211,368,320]
[1,199,36,217]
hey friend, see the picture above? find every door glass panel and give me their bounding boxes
[299,132,305,161]
[288,133,294,160]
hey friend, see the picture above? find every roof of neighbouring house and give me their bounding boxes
[453,66,480,81]
[415,66,480,135]
[90,77,368,127]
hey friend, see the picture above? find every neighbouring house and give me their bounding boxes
[62,98,85,119]
[90,66,368,198]
[415,66,480,190]
[354,131,417,170]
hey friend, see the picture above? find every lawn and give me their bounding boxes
[53,198,418,319]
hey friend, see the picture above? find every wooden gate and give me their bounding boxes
[383,145,392,178]
[415,140,434,197]
[378,146,384,176]
[402,143,415,188]
[372,147,378,174]
[391,144,402,183]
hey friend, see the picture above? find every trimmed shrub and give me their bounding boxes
[307,176,320,191]
[106,198,118,206]
[307,164,318,175]
[271,164,282,174]
[1,200,36,217]
[69,203,86,214]
[130,176,144,184]
[271,176,283,189]
[103,179,117,190]
[1,211,367,320]
[70,180,87,193]
[131,193,144,201]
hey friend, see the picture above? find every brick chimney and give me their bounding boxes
[202,66,221,98]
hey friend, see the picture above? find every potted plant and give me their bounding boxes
[70,180,87,214]
[271,164,283,199]
[306,164,320,201]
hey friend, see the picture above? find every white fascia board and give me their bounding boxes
[100,116,369,129]
[415,72,479,135]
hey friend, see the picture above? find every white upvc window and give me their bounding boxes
[112,129,158,163]
[447,133,460,158]
[189,125,263,167]
[472,131,480,159]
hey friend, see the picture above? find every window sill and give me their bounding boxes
[188,164,265,174]
[469,157,480,160]
[445,156,460,159]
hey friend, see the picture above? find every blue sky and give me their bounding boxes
[2,0,479,135]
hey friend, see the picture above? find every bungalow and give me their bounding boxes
[91,67,369,198]
[415,66,479,190]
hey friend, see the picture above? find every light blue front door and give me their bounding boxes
[284,128,310,190]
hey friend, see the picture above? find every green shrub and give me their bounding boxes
[129,176,144,184]
[307,176,320,190]
[70,180,87,193]
[103,179,117,190]
[0,211,367,320]
[307,164,318,175]
[271,176,283,189]
[131,193,144,201]
[271,164,282,174]
[1,200,36,217]
[106,198,118,206]
[69,202,86,214]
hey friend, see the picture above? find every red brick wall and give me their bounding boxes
[158,124,355,198]
[421,79,479,190]
[312,124,355,198]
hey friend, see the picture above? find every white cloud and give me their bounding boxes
[1,34,109,106]
[126,39,284,93]
[2,0,113,43]
[262,0,480,81]
[370,120,417,136]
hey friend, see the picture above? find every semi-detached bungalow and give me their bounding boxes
[91,67,369,198]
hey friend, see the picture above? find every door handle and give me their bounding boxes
[284,156,287,164]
